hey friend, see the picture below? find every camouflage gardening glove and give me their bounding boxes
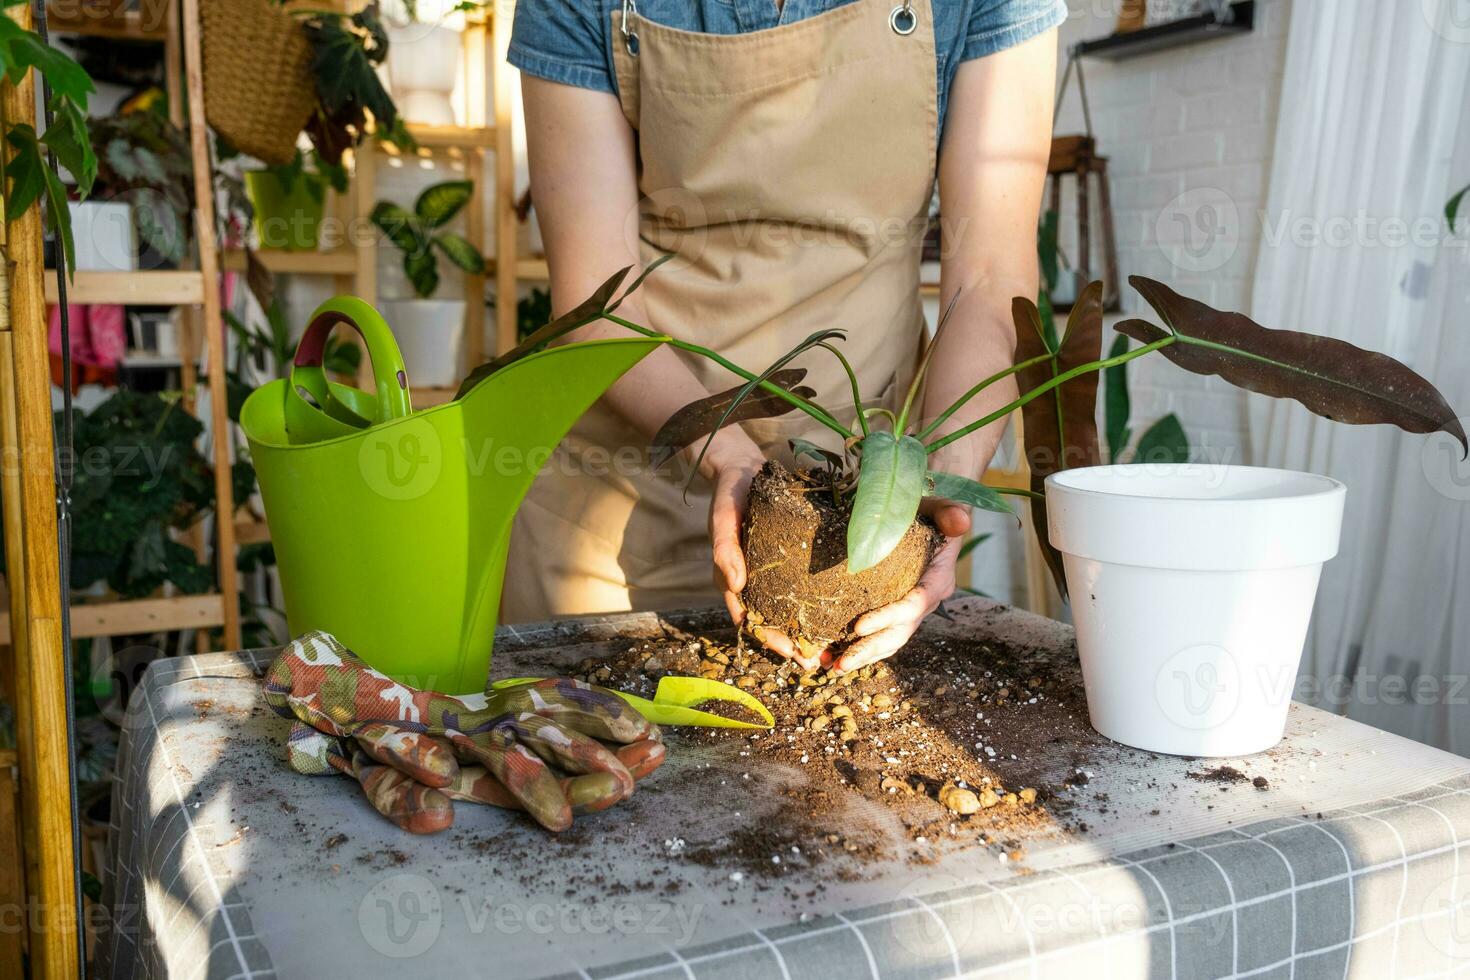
[263,631,665,833]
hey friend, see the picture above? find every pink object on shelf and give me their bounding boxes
[49,303,127,369]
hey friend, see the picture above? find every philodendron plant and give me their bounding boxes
[458,260,1466,613]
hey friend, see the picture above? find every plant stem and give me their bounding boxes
[817,341,868,437]
[601,312,855,441]
[915,352,1053,441]
[924,336,1177,455]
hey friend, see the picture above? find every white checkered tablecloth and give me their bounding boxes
[96,601,1470,979]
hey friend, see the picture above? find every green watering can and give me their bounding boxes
[241,296,665,695]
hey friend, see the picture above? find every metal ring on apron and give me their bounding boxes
[889,1,916,35]
[621,0,640,55]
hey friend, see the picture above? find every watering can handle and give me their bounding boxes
[290,296,414,425]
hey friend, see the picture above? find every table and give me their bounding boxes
[98,600,1470,979]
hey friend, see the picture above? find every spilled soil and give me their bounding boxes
[565,620,1096,875]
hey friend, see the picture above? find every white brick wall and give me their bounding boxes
[1054,0,1291,463]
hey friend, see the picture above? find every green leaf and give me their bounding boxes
[43,97,95,196]
[404,248,438,298]
[923,470,1017,519]
[1448,183,1470,229]
[370,201,423,254]
[303,13,397,125]
[846,432,928,574]
[415,180,473,228]
[7,124,76,274]
[957,533,992,560]
[4,123,45,221]
[1103,333,1132,464]
[0,20,94,107]
[1133,413,1190,464]
[432,231,484,274]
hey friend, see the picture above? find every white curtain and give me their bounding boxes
[1249,0,1470,753]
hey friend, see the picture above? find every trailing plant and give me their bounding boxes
[0,0,97,274]
[0,389,254,598]
[458,259,1465,595]
[371,180,486,297]
[295,1,414,165]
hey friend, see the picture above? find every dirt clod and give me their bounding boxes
[740,461,940,646]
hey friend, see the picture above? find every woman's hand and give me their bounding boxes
[830,500,971,674]
[704,433,818,668]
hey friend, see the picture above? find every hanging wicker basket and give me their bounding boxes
[199,0,315,166]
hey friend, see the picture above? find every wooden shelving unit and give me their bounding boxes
[34,0,243,651]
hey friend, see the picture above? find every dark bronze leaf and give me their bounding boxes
[455,264,634,398]
[649,369,815,467]
[1121,276,1467,455]
[1015,281,1104,599]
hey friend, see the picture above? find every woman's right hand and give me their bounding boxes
[703,433,819,669]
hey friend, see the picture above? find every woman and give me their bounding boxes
[503,0,1064,673]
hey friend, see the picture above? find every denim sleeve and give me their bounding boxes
[508,0,615,95]
[961,0,1068,61]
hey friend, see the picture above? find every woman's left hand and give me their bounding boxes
[828,500,971,674]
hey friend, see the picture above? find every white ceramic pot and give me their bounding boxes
[1046,464,1346,757]
[381,298,465,388]
[386,23,462,126]
[69,201,135,272]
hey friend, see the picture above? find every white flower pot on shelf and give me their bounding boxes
[69,201,135,272]
[1046,464,1346,758]
[386,23,462,127]
[381,298,465,389]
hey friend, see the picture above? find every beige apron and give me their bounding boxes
[503,0,938,621]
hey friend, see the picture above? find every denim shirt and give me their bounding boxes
[508,0,1067,142]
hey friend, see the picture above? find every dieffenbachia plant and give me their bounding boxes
[457,259,1467,588]
[371,180,486,298]
[0,0,97,276]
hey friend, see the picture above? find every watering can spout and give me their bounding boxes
[240,296,665,694]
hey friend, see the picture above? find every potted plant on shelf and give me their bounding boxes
[87,105,192,268]
[240,149,347,252]
[371,179,486,387]
[461,263,1465,757]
